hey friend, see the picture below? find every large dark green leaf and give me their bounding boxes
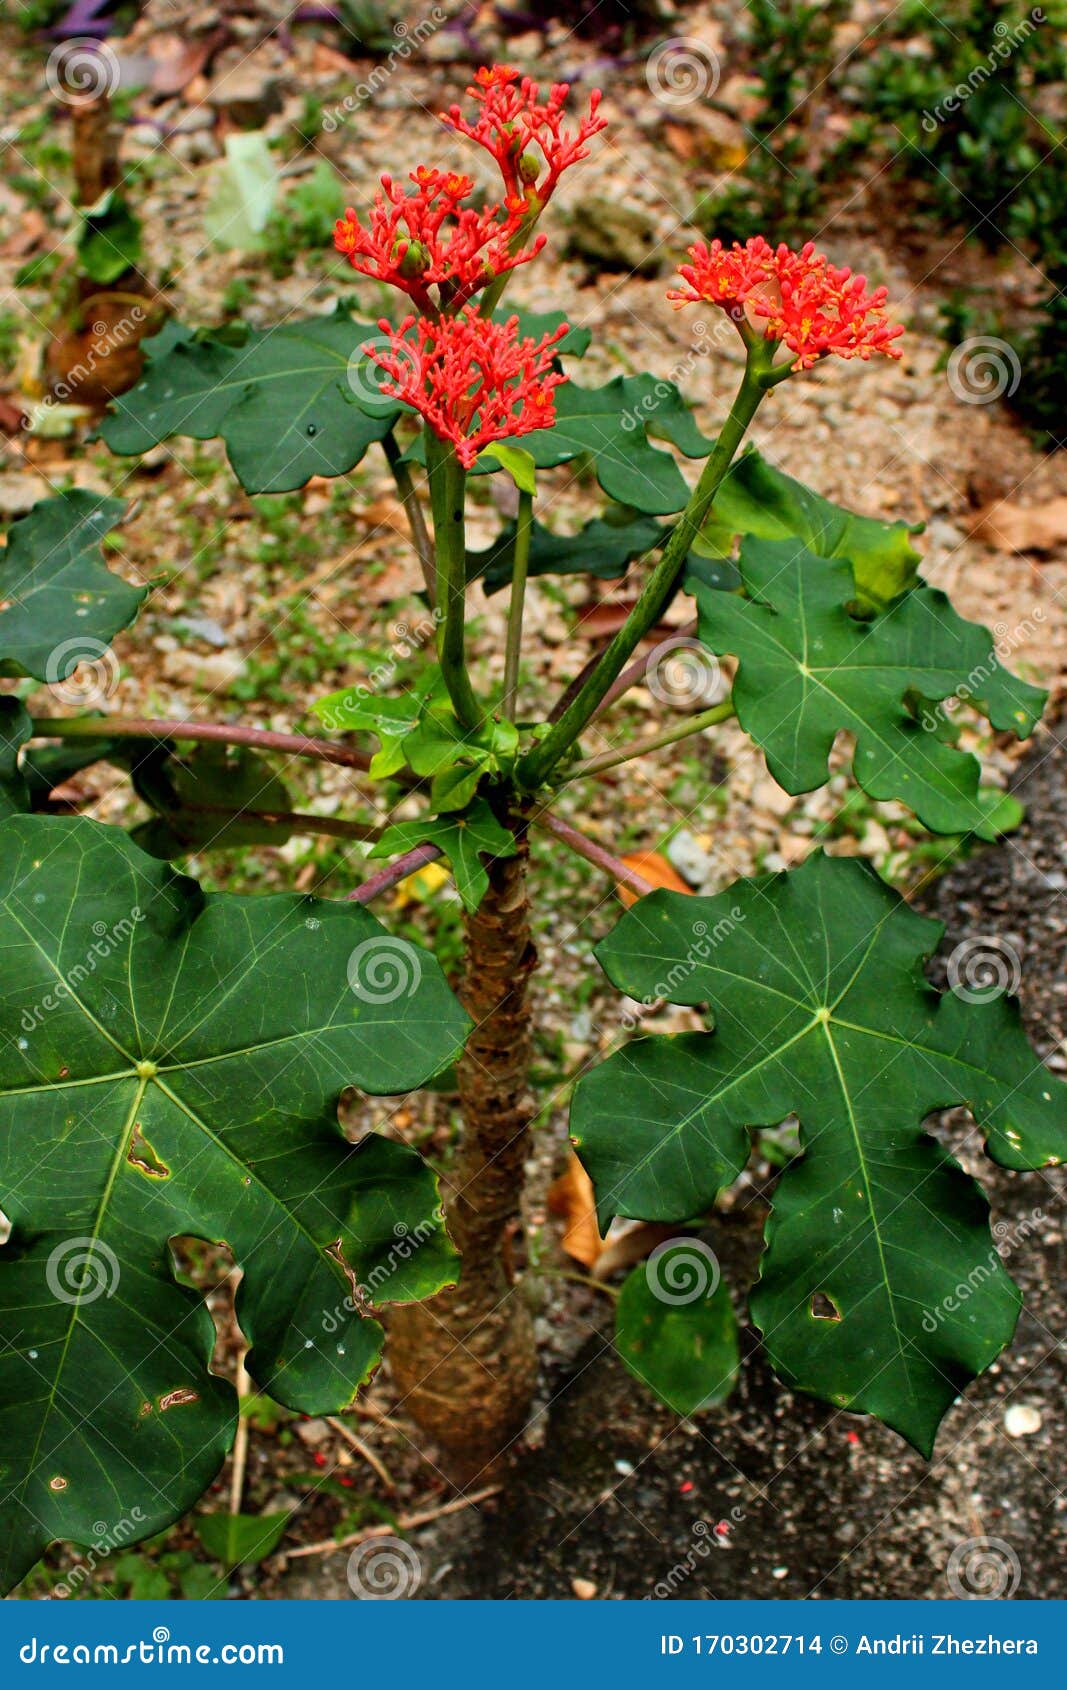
[129,744,296,859]
[0,493,143,682]
[573,850,1066,1453]
[703,447,924,613]
[690,537,1046,834]
[100,316,398,493]
[0,814,469,1592]
[616,1245,739,1417]
[468,513,662,594]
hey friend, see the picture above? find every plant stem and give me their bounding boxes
[165,802,381,843]
[425,433,481,730]
[502,487,532,720]
[348,841,443,905]
[568,700,735,780]
[518,354,770,788]
[29,715,376,773]
[381,431,436,603]
[532,810,656,900]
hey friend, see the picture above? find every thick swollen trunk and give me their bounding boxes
[387,828,538,1477]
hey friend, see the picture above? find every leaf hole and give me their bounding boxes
[810,1290,841,1322]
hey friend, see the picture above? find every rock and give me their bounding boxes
[162,650,247,692]
[173,615,230,649]
[564,198,663,278]
[571,1576,598,1599]
[0,472,49,516]
[1004,1404,1042,1437]
[208,53,283,127]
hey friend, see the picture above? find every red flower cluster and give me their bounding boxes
[366,310,568,468]
[442,65,607,207]
[669,237,904,371]
[334,167,545,314]
[333,65,605,459]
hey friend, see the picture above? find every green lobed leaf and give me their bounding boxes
[702,447,924,613]
[129,744,295,859]
[100,316,399,494]
[0,492,144,683]
[615,1246,740,1417]
[468,513,663,595]
[0,815,470,1592]
[77,191,143,287]
[690,536,1046,835]
[573,850,1066,1454]
[369,797,518,914]
[194,1510,290,1568]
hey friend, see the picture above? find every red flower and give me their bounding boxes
[442,65,606,205]
[669,237,904,371]
[365,308,568,468]
[334,166,544,312]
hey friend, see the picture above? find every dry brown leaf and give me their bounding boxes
[547,1152,605,1268]
[616,850,692,910]
[968,497,1067,555]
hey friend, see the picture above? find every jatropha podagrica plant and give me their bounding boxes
[0,64,1062,1589]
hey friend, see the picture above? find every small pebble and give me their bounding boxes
[571,1577,598,1600]
[772,1566,789,1580]
[1004,1404,1042,1437]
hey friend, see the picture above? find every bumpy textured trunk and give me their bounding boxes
[387,822,539,1477]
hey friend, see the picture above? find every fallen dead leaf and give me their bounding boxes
[968,497,1067,555]
[547,1152,605,1268]
[617,850,692,909]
